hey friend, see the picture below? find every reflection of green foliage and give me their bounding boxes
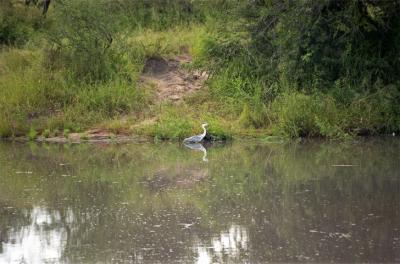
[0,140,399,262]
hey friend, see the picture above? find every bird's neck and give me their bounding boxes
[201,125,207,136]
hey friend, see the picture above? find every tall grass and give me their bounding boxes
[0,9,208,139]
[1,0,399,139]
[0,47,150,137]
[270,89,400,138]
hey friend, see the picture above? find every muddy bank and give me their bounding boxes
[3,130,152,144]
[141,54,208,102]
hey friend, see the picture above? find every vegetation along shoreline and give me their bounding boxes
[1,1,399,142]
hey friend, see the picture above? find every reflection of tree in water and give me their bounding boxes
[199,139,400,262]
[195,224,249,264]
[0,207,67,263]
[148,166,208,191]
[0,205,31,254]
[0,139,399,263]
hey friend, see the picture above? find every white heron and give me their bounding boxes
[184,142,208,162]
[183,123,208,143]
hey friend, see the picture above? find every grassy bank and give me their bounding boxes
[0,0,399,141]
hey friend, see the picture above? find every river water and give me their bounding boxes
[0,138,399,263]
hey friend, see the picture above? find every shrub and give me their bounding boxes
[28,127,38,140]
[63,128,70,138]
[45,0,122,82]
[42,129,51,138]
[271,92,319,137]
[246,1,400,92]
[118,0,205,30]
[0,1,43,46]
[0,48,149,136]
[346,86,400,134]
[271,92,348,138]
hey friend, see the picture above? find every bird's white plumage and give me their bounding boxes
[183,123,208,143]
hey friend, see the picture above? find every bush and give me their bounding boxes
[0,48,149,136]
[45,0,123,82]
[272,92,319,137]
[28,127,38,140]
[0,1,43,46]
[246,1,400,92]
[346,86,400,134]
[271,87,400,138]
[118,0,205,30]
[41,80,148,132]
[75,81,148,117]
[271,92,347,138]
[0,57,47,137]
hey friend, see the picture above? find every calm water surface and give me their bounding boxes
[0,139,399,263]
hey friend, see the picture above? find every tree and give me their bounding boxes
[25,0,51,15]
[247,0,400,94]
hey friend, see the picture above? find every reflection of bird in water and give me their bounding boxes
[184,143,208,162]
[183,123,208,143]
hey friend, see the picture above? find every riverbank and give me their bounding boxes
[1,1,399,141]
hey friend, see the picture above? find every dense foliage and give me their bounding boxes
[0,0,399,139]
[201,0,400,136]
[248,1,400,91]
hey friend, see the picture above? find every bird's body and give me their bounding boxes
[183,123,208,143]
[183,142,208,162]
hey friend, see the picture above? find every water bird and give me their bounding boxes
[184,142,208,162]
[183,123,208,143]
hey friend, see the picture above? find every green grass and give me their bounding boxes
[0,24,213,139]
[127,26,208,59]
[1,0,399,140]
[28,127,38,141]
[0,47,151,138]
[270,90,400,139]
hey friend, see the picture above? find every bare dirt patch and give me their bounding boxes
[32,55,208,143]
[141,54,207,102]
